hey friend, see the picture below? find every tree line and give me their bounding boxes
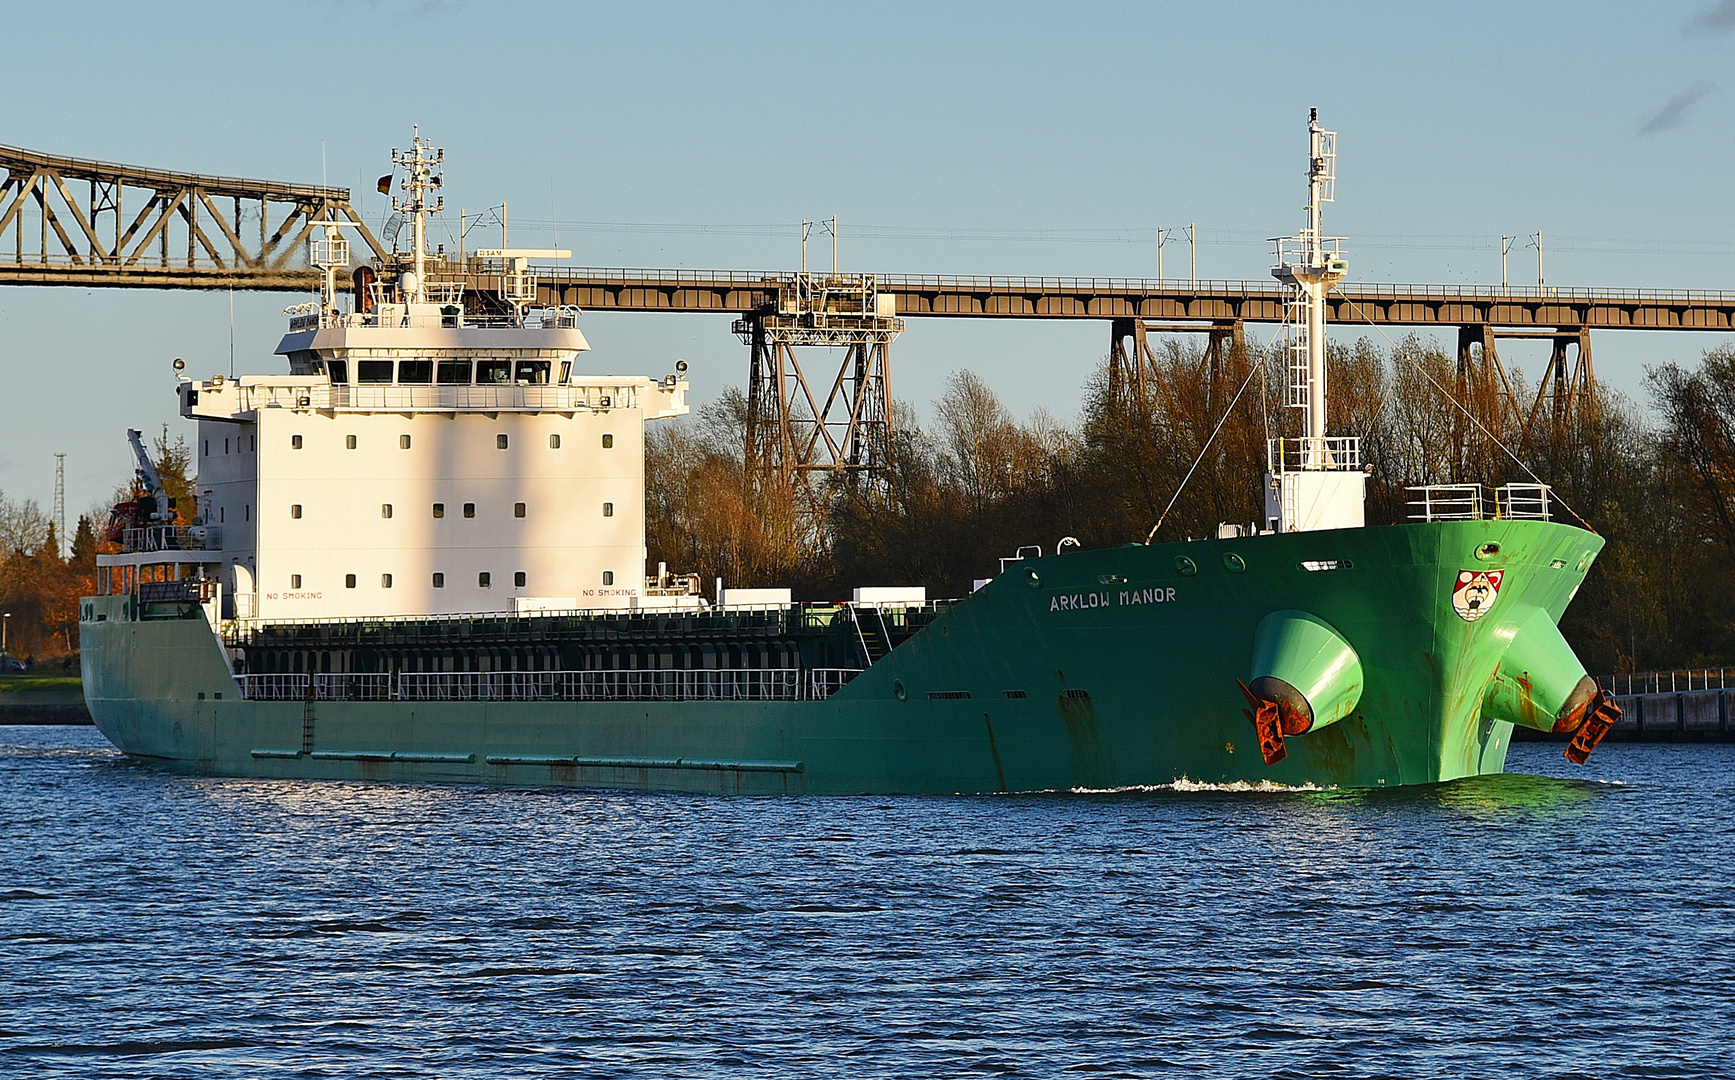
[647,337,1735,677]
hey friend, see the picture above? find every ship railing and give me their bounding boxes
[1268,437,1360,473]
[122,525,221,553]
[1599,668,1735,696]
[239,674,311,700]
[1407,483,1553,522]
[227,383,642,413]
[1406,484,1483,522]
[311,673,395,701]
[807,668,864,701]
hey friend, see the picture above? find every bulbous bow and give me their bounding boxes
[1480,606,1622,763]
[1239,610,1364,766]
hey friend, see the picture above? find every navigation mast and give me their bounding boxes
[390,128,444,305]
[1265,110,1363,533]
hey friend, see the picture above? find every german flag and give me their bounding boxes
[376,174,392,195]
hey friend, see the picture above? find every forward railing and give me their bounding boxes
[238,668,830,703]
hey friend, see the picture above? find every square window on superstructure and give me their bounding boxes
[463,503,476,518]
[219,507,225,523]
[250,435,255,452]
[291,574,301,589]
[245,505,250,522]
[382,574,393,588]
[496,434,509,450]
[477,360,511,385]
[203,440,209,457]
[291,504,302,519]
[514,572,526,588]
[224,438,230,454]
[478,572,491,588]
[398,360,432,384]
[345,574,357,589]
[292,435,303,449]
[602,571,614,586]
[400,434,412,449]
[382,504,393,518]
[602,502,614,517]
[432,572,445,588]
[357,360,393,383]
[514,503,525,518]
[549,434,561,449]
[433,503,444,518]
[436,360,471,384]
[602,434,613,448]
[346,434,358,450]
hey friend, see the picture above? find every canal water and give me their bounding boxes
[3,725,1732,1078]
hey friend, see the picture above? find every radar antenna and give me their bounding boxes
[389,127,444,305]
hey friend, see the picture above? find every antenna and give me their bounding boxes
[1270,109,1347,452]
[52,453,65,560]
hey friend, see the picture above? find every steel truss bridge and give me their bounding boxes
[6,142,1735,480]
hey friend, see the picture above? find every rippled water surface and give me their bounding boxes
[4,726,1734,1078]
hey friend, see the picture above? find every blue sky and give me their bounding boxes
[2,0,1733,523]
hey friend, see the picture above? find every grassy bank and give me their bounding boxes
[0,675,82,694]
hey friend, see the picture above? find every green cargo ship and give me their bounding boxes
[80,119,1621,791]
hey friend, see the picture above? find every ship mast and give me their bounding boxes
[390,128,444,305]
[1265,110,1362,532]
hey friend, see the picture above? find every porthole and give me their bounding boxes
[894,680,907,702]
[1175,556,1198,576]
[1475,542,1501,562]
[1025,567,1040,588]
[1223,553,1245,573]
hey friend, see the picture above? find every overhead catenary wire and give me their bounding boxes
[1330,285,1599,534]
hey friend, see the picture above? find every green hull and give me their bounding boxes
[81,519,1605,792]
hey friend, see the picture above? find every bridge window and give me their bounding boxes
[477,359,511,385]
[602,434,613,449]
[515,572,526,588]
[436,359,471,384]
[398,359,432,384]
[496,434,509,449]
[559,362,571,383]
[602,571,614,586]
[291,435,303,449]
[357,360,393,383]
[400,434,411,449]
[515,360,550,385]
[463,503,476,518]
[514,503,525,518]
[291,574,301,589]
[346,435,358,450]
[432,503,444,518]
[290,504,302,519]
[433,572,445,588]
[328,360,348,384]
[479,572,491,588]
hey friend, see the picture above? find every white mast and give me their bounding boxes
[390,128,443,305]
[1265,110,1362,533]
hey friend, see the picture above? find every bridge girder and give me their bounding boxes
[0,143,386,290]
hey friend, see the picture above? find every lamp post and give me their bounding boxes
[2,612,10,659]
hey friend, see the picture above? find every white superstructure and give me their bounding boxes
[98,132,688,621]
